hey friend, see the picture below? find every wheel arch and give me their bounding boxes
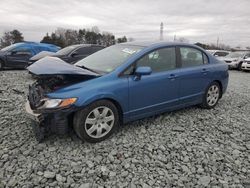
[102,98,124,125]
[72,97,124,125]
[212,80,223,98]
[0,58,5,66]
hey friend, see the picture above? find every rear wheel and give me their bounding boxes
[73,100,119,143]
[201,82,221,109]
[0,61,4,70]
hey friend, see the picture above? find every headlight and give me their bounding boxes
[41,98,77,109]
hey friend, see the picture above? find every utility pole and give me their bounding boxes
[160,22,164,41]
[217,37,219,48]
[174,34,176,41]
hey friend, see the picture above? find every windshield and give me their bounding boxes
[0,43,20,52]
[226,52,245,58]
[75,44,143,73]
[56,45,77,55]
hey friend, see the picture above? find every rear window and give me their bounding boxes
[180,47,204,67]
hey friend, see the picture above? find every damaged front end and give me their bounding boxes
[25,57,99,141]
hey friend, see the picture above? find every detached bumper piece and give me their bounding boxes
[25,101,70,142]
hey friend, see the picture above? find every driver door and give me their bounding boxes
[7,46,33,68]
[127,47,180,120]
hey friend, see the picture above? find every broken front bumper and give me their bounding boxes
[25,101,46,142]
[25,101,72,142]
[25,101,43,122]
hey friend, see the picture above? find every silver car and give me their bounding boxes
[220,51,250,70]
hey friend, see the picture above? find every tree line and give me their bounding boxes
[0,27,128,48]
[1,28,249,51]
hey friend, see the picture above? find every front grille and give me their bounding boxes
[28,84,45,109]
[225,61,232,63]
[247,62,250,64]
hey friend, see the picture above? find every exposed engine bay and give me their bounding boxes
[28,74,95,110]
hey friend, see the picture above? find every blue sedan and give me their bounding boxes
[26,41,229,142]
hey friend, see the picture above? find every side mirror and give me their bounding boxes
[134,66,152,80]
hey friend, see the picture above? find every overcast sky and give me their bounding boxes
[0,0,249,47]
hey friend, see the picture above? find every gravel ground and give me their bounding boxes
[0,70,249,188]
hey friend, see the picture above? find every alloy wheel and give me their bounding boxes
[206,85,220,106]
[84,106,115,138]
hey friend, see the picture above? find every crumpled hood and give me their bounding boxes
[27,56,99,76]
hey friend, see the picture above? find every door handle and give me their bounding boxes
[168,74,178,80]
[201,68,209,74]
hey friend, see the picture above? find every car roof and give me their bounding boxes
[70,44,104,48]
[207,49,229,52]
[119,41,201,49]
[15,42,59,48]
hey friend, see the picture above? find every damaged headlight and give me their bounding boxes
[41,98,77,109]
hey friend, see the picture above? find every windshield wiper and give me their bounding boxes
[76,65,101,74]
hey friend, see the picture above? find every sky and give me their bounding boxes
[0,0,249,47]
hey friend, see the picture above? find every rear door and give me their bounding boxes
[127,47,180,119]
[6,46,34,68]
[177,47,212,104]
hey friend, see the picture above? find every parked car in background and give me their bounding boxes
[28,44,105,65]
[0,42,60,70]
[26,41,228,142]
[207,50,230,58]
[221,51,250,70]
[241,58,250,71]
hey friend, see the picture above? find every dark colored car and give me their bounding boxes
[26,41,228,143]
[0,42,60,70]
[28,44,105,65]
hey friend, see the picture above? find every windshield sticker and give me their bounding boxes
[106,68,113,72]
[122,48,137,54]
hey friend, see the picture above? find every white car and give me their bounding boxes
[220,51,250,70]
[206,50,230,59]
[241,58,250,71]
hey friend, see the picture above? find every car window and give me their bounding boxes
[75,45,143,73]
[56,46,76,55]
[13,46,32,53]
[214,52,228,57]
[75,47,92,55]
[244,53,250,59]
[91,46,104,53]
[136,47,176,73]
[180,47,204,67]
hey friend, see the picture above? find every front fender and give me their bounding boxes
[76,92,123,109]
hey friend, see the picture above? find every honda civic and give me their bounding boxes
[26,41,229,143]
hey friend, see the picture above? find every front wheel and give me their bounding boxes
[201,82,221,109]
[238,62,243,71]
[73,100,119,143]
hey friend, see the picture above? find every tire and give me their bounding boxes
[0,60,4,70]
[238,62,243,71]
[200,82,221,109]
[73,100,119,143]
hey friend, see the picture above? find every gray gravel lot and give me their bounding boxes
[0,70,249,188]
